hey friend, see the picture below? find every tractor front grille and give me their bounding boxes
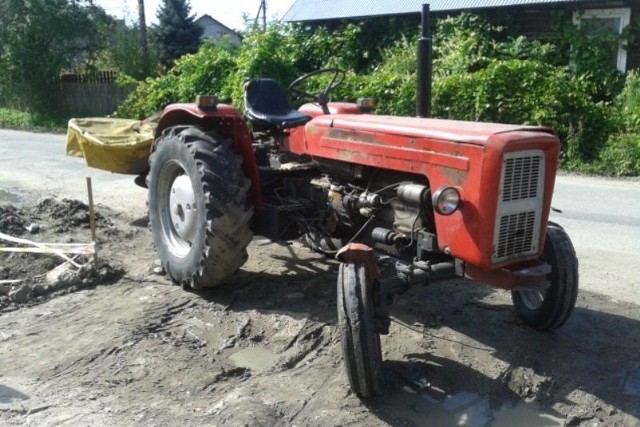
[502,155,542,202]
[492,150,545,264]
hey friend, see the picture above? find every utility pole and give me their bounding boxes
[138,0,150,76]
[262,0,266,30]
[255,0,266,30]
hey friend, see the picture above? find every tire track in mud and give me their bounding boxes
[44,295,197,383]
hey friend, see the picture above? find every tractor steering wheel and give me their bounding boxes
[288,68,346,114]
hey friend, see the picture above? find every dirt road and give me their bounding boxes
[1,130,639,426]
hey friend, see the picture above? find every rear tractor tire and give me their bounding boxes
[512,222,579,330]
[337,262,383,398]
[148,126,253,289]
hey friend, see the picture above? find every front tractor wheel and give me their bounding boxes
[337,262,383,398]
[148,126,253,289]
[512,222,579,330]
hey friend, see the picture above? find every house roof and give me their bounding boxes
[281,0,598,22]
[195,14,239,35]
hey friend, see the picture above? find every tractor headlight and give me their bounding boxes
[433,186,461,215]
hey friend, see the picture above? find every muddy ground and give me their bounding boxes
[0,198,639,427]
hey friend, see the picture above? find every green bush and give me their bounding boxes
[433,59,612,161]
[115,26,306,119]
[115,42,237,119]
[615,71,640,133]
[290,23,368,72]
[547,10,626,102]
[0,108,33,128]
[431,14,614,163]
[0,108,65,130]
[587,72,640,176]
[433,13,498,75]
[433,14,557,76]
[352,37,417,116]
[594,134,640,176]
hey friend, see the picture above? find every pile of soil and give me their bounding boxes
[0,198,639,426]
[0,198,121,311]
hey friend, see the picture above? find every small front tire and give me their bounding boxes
[337,262,383,398]
[512,222,579,330]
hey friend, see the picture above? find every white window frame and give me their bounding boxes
[573,8,631,72]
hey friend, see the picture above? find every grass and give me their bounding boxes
[0,108,66,132]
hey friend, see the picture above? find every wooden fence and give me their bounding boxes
[60,71,134,117]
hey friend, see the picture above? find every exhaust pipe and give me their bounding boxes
[416,3,432,118]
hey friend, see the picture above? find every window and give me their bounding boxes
[573,8,631,72]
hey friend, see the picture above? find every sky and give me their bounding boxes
[93,0,297,31]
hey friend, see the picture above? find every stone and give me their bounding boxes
[46,263,80,289]
[25,223,40,234]
[32,284,46,296]
[9,284,31,303]
[0,284,10,296]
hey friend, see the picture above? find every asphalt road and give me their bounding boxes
[0,128,147,214]
[549,173,639,304]
[1,128,638,302]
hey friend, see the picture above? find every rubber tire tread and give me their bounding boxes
[148,126,253,289]
[511,222,579,330]
[337,262,382,398]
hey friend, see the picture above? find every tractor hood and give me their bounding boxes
[306,115,555,146]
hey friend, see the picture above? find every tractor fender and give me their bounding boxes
[336,243,380,281]
[154,103,263,208]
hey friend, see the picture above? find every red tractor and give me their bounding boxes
[143,7,578,398]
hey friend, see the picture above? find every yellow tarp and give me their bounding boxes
[66,117,155,175]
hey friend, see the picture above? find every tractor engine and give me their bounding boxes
[304,159,439,266]
[251,152,437,264]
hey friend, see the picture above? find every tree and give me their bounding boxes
[153,0,203,68]
[94,18,159,81]
[0,0,107,114]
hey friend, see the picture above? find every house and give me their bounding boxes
[195,15,242,46]
[281,0,639,72]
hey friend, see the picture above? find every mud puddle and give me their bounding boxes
[228,347,281,371]
[187,309,322,372]
[0,188,21,205]
[382,388,563,426]
[493,402,564,426]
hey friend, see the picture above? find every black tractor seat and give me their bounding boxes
[244,78,312,131]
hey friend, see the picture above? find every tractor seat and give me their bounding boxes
[244,78,312,130]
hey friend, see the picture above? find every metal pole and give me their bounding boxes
[263,0,267,30]
[255,0,267,30]
[138,0,150,77]
[416,3,432,118]
[86,177,98,264]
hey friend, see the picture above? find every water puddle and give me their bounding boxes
[190,310,310,372]
[381,388,563,427]
[0,188,20,205]
[228,344,302,371]
[493,402,564,426]
[228,347,280,371]
[382,388,491,427]
[185,313,234,350]
[0,384,28,405]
